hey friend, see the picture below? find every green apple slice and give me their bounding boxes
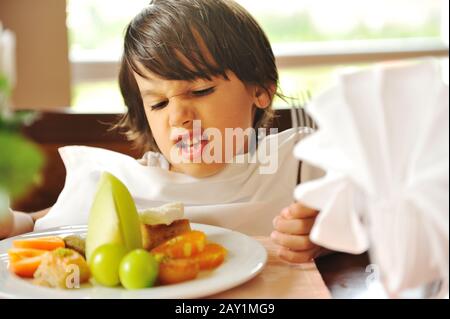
[86,172,142,262]
[109,173,143,253]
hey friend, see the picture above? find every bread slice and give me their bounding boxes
[141,219,191,251]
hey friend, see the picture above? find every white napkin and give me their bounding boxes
[34,129,300,236]
[294,59,449,296]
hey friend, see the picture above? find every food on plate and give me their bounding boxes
[141,219,191,251]
[85,172,142,262]
[8,248,48,278]
[152,230,206,258]
[7,230,227,289]
[6,173,228,291]
[140,203,191,251]
[157,257,199,285]
[33,248,90,288]
[84,174,225,288]
[119,249,159,290]
[196,243,227,270]
[63,235,86,258]
[12,236,65,251]
[9,256,43,278]
[89,243,128,287]
[8,237,66,278]
[8,248,47,263]
[151,231,227,284]
[139,202,186,226]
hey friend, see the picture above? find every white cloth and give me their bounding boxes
[294,59,449,297]
[35,129,301,236]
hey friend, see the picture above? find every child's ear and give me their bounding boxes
[254,84,276,109]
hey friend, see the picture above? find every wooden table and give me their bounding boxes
[316,251,371,299]
[209,237,370,299]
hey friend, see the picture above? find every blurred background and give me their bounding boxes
[0,0,448,112]
[0,0,448,212]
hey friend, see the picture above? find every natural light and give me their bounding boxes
[66,0,444,112]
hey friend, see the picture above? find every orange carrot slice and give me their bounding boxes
[8,248,47,263]
[158,257,199,285]
[152,231,206,258]
[9,256,44,278]
[196,243,227,270]
[13,236,65,251]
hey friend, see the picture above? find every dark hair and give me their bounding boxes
[117,0,279,153]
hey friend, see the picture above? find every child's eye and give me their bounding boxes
[150,100,169,110]
[191,87,216,97]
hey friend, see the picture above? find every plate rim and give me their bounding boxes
[0,223,267,299]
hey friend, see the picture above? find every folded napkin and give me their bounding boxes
[294,59,449,296]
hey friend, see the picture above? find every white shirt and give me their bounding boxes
[35,129,301,235]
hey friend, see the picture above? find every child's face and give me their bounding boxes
[134,68,267,178]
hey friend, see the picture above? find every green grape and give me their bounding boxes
[89,243,128,287]
[119,249,159,290]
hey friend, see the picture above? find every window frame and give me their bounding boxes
[71,37,448,83]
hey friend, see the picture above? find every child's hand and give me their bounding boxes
[0,207,14,239]
[271,202,322,263]
[0,209,42,239]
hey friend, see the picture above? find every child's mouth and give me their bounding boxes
[175,134,209,162]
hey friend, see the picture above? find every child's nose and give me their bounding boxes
[168,99,196,128]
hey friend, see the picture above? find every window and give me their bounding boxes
[67,0,448,112]
[242,0,442,43]
[67,0,148,112]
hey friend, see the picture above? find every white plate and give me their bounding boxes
[0,223,267,299]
